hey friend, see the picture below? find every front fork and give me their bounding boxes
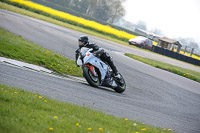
[84,65,98,76]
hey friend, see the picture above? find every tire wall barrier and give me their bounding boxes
[151,45,200,66]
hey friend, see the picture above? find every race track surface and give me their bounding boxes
[0,9,200,133]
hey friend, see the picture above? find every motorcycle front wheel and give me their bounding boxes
[83,66,100,87]
[114,73,126,93]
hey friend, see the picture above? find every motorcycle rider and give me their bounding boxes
[75,35,121,79]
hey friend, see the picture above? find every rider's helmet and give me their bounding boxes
[78,35,89,47]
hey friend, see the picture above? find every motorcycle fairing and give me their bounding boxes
[83,51,108,81]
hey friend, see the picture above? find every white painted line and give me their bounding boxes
[0,56,86,83]
[0,57,52,73]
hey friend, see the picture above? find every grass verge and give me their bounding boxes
[125,53,200,83]
[0,28,82,77]
[0,83,173,133]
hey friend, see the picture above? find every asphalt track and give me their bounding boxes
[0,9,200,133]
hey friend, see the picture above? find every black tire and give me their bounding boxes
[83,66,100,87]
[113,73,126,93]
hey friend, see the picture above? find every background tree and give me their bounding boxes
[135,21,147,30]
[150,28,163,36]
[45,0,126,23]
[178,38,199,49]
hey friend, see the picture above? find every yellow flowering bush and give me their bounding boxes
[170,48,200,60]
[9,0,136,40]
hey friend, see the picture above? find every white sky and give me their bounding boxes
[123,0,200,44]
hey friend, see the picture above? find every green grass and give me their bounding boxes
[0,83,174,133]
[125,53,200,83]
[0,28,82,77]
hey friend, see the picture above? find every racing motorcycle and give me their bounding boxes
[76,47,126,93]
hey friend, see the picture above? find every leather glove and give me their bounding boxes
[75,48,81,54]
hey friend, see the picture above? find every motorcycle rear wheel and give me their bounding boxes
[83,66,100,87]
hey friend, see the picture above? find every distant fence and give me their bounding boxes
[151,45,200,66]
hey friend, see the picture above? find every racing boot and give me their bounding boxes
[114,73,121,79]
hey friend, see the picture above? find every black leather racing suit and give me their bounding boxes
[75,43,118,75]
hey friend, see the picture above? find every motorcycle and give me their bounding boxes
[76,47,126,93]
